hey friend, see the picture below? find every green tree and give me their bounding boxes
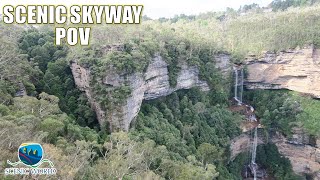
[196,143,222,166]
[40,118,64,142]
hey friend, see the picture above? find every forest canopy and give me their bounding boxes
[0,1,320,179]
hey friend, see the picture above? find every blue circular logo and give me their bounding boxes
[18,143,43,166]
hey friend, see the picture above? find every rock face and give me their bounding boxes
[230,130,320,177]
[245,45,320,98]
[71,54,231,131]
[15,82,27,97]
[230,133,264,160]
[144,56,210,100]
[70,62,106,125]
[272,133,320,177]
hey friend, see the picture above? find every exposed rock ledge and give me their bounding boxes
[272,133,320,177]
[71,54,231,131]
[230,133,264,160]
[245,45,320,98]
[230,131,320,177]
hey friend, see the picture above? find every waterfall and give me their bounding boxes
[251,127,258,164]
[234,67,238,102]
[251,127,258,180]
[233,66,259,179]
[234,67,244,104]
[250,106,254,112]
[240,68,244,103]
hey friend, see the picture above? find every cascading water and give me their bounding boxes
[234,67,239,103]
[233,67,244,105]
[233,66,258,180]
[251,127,258,180]
[240,68,244,103]
[249,106,257,122]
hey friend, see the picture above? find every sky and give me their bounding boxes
[0,0,273,19]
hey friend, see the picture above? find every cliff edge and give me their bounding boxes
[245,45,320,98]
[71,54,231,131]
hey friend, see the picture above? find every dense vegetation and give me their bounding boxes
[244,90,302,136]
[227,143,301,180]
[1,0,320,179]
[69,22,231,118]
[256,143,300,179]
[0,24,239,179]
[133,89,242,179]
[17,28,97,128]
[292,92,320,136]
[244,90,320,138]
[270,0,320,11]
[0,23,236,179]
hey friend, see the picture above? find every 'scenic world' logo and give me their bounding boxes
[5,143,57,175]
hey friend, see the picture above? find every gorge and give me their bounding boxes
[71,53,231,131]
[70,45,320,178]
[1,2,320,179]
[71,45,320,178]
[72,45,320,132]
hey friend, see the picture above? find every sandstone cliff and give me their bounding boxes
[230,130,320,177]
[71,54,231,131]
[272,132,320,178]
[245,45,320,98]
[230,133,264,160]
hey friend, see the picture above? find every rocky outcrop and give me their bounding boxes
[215,53,232,76]
[15,82,27,97]
[144,56,210,100]
[230,130,320,177]
[70,62,106,125]
[272,132,320,177]
[245,45,320,98]
[71,54,231,131]
[288,127,311,145]
[230,133,264,160]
